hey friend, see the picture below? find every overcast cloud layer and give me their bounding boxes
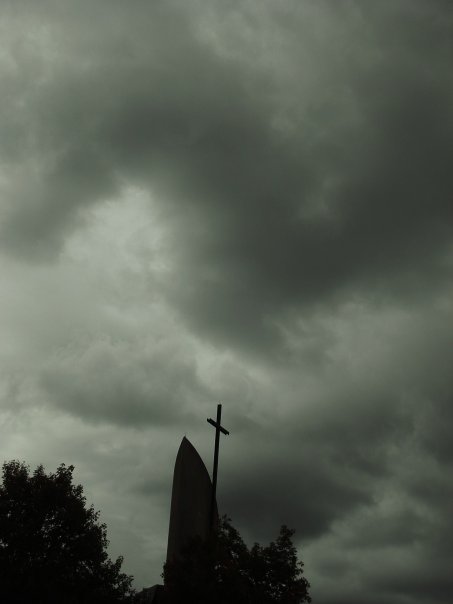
[1,1,452,602]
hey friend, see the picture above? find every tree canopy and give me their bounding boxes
[0,460,134,604]
[162,515,311,604]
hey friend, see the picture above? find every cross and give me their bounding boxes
[207,403,229,530]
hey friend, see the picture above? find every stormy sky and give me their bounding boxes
[1,1,452,601]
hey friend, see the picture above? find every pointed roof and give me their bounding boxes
[166,437,217,561]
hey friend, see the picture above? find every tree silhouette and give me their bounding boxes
[162,515,311,604]
[0,460,134,604]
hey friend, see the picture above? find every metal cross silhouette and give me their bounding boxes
[207,403,229,530]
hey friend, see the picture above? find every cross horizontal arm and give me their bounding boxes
[207,417,230,435]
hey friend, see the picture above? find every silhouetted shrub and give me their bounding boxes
[162,515,311,604]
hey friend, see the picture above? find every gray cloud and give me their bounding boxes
[39,335,207,427]
[2,2,451,314]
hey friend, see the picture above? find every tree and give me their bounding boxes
[0,460,135,604]
[162,516,311,604]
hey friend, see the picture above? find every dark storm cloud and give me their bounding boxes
[221,385,404,544]
[222,441,373,542]
[1,1,452,348]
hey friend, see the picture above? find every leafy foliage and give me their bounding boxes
[0,460,134,603]
[162,516,311,604]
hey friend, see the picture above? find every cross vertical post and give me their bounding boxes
[207,403,229,531]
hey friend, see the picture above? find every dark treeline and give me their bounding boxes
[0,461,310,603]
